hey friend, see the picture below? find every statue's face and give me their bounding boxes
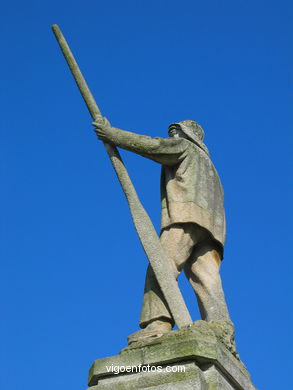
[168,124,186,139]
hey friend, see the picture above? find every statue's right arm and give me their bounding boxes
[93,118,189,165]
[100,125,189,165]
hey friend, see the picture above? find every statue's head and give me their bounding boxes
[168,120,205,142]
[168,120,209,155]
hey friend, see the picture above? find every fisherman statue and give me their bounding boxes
[52,24,237,356]
[94,117,234,347]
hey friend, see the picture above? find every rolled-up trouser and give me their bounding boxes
[139,223,230,328]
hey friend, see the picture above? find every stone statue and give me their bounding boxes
[53,26,259,389]
[52,23,236,356]
[94,117,234,347]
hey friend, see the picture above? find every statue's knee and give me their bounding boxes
[209,249,221,267]
[196,241,221,265]
[190,246,221,280]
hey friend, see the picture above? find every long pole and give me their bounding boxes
[52,24,192,328]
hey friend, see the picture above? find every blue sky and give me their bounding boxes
[0,1,292,389]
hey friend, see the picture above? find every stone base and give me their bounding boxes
[87,321,257,390]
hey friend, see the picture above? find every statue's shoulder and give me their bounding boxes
[188,140,210,158]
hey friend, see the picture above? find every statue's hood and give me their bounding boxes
[172,122,210,156]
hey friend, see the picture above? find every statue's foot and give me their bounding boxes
[128,320,172,344]
[209,320,240,360]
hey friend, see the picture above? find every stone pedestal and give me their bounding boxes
[87,321,257,390]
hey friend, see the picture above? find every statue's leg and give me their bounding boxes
[184,241,239,357]
[139,224,197,329]
[184,241,230,322]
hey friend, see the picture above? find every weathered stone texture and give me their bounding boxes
[89,362,207,389]
[87,321,257,390]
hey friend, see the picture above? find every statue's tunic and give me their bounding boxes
[109,128,226,249]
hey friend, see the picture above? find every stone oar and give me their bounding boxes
[51,24,192,328]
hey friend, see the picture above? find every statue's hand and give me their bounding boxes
[93,117,112,141]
